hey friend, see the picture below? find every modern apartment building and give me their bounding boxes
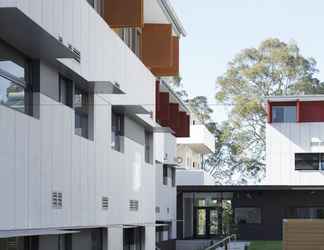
[176,113,215,186]
[0,0,185,249]
[266,95,324,185]
[154,80,190,247]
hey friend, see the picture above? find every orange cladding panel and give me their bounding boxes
[104,0,144,28]
[142,24,173,68]
[151,36,179,76]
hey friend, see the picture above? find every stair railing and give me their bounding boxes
[204,234,237,250]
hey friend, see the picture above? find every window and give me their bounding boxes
[115,28,142,58]
[111,112,124,152]
[287,207,324,219]
[91,229,103,250]
[59,76,73,107]
[295,153,324,171]
[235,207,261,224]
[272,106,296,123]
[171,168,176,187]
[163,165,168,185]
[145,131,152,164]
[74,87,90,139]
[123,227,145,250]
[0,40,32,115]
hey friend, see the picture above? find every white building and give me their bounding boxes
[266,95,324,185]
[0,0,185,249]
[176,114,215,186]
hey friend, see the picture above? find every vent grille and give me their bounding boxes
[102,197,109,210]
[52,191,63,209]
[68,43,81,63]
[129,200,139,211]
[156,206,160,213]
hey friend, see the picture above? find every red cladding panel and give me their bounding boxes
[177,112,190,137]
[157,92,170,126]
[169,103,179,134]
[299,101,324,122]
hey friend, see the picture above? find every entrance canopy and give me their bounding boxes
[0,229,79,238]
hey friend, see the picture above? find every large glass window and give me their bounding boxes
[74,87,89,139]
[111,112,124,152]
[0,40,31,115]
[235,207,261,224]
[295,153,323,171]
[272,106,296,123]
[287,207,324,219]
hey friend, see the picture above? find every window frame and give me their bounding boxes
[171,167,176,187]
[111,111,124,152]
[0,44,33,116]
[163,165,168,186]
[295,153,324,171]
[74,86,91,139]
[271,105,297,123]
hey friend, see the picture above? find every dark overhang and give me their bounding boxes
[0,229,79,238]
[177,185,324,193]
[0,8,78,63]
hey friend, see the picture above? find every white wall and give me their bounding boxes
[155,163,177,239]
[176,145,202,170]
[0,0,156,233]
[176,169,215,186]
[3,0,155,114]
[266,122,324,185]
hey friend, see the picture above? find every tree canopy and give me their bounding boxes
[211,38,324,183]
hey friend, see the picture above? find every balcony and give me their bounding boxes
[177,125,215,154]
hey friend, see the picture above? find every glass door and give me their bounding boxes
[196,208,207,237]
[195,208,220,238]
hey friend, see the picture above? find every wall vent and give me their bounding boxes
[167,208,170,214]
[7,238,17,249]
[52,191,63,209]
[129,200,139,211]
[156,206,160,213]
[102,197,109,210]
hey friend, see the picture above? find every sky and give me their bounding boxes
[171,0,324,122]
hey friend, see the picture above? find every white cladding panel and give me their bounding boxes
[266,122,324,185]
[0,93,155,230]
[7,0,155,114]
[155,163,176,239]
[176,169,215,186]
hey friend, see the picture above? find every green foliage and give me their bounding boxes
[188,96,214,124]
[249,241,282,250]
[212,38,324,183]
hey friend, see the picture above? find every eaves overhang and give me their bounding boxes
[0,8,78,63]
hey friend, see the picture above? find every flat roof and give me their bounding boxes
[178,185,324,192]
[266,95,324,103]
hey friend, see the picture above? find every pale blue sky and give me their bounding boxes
[172,0,324,122]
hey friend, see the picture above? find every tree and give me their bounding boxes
[188,96,214,124]
[213,38,324,183]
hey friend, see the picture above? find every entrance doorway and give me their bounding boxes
[194,207,221,238]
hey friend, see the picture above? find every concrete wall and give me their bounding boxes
[266,122,324,185]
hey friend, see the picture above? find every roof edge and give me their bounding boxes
[157,0,187,37]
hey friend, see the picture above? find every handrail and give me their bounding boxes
[204,234,237,250]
